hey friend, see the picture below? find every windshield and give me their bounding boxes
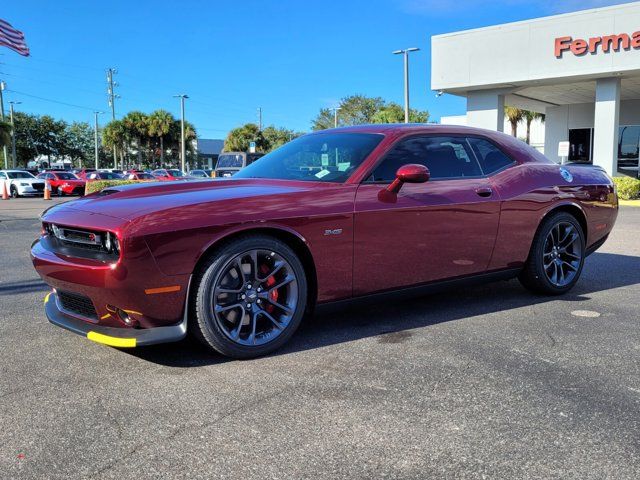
[56,172,78,180]
[135,173,155,179]
[217,154,243,168]
[167,169,184,177]
[234,133,383,183]
[6,171,36,179]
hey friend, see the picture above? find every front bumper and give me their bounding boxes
[44,291,187,347]
[18,184,45,195]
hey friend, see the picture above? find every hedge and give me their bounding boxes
[613,176,640,200]
[85,179,149,195]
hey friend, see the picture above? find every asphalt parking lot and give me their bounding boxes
[1,198,639,479]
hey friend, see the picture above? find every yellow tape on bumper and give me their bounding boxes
[44,292,51,304]
[87,331,137,348]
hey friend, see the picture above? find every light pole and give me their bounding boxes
[106,68,119,168]
[174,94,189,173]
[392,47,420,123]
[0,81,8,169]
[93,111,103,169]
[9,100,21,169]
[331,107,341,128]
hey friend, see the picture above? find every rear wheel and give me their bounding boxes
[191,235,308,359]
[519,211,585,295]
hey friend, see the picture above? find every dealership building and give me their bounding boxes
[432,1,640,177]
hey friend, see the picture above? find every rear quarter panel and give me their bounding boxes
[488,162,617,270]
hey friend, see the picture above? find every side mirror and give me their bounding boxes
[387,164,430,194]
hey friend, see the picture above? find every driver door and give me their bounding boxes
[353,135,501,296]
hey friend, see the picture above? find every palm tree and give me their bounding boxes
[147,110,173,166]
[102,120,128,169]
[504,106,524,138]
[0,120,11,148]
[523,110,545,145]
[122,111,148,167]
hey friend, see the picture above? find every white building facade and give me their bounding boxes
[431,2,640,177]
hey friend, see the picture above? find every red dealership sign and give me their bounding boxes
[555,32,640,57]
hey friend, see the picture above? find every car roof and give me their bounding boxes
[314,123,509,136]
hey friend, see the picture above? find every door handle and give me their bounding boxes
[475,187,493,197]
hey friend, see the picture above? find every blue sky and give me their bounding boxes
[0,0,633,138]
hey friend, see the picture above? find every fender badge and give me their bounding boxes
[324,229,343,236]
[560,168,573,183]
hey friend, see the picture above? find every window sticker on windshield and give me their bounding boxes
[321,153,329,166]
[337,162,350,171]
[315,169,331,179]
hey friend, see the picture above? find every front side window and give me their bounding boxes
[467,137,515,175]
[235,133,383,183]
[369,136,482,182]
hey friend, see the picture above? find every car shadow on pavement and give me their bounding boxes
[126,251,640,367]
[0,279,51,296]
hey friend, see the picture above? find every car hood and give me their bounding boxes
[51,178,327,221]
[11,177,43,184]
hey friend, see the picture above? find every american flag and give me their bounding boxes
[0,19,29,56]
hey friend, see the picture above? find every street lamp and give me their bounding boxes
[331,107,341,128]
[174,94,189,173]
[9,100,22,169]
[93,111,104,169]
[392,47,420,123]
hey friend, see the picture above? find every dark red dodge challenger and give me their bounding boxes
[32,125,618,358]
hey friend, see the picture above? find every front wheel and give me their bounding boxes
[519,211,585,295]
[190,235,308,359]
[10,186,19,198]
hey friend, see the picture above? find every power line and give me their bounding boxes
[4,89,100,111]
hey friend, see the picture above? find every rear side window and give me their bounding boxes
[467,137,515,175]
[370,136,482,181]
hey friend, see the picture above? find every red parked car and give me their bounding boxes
[32,125,618,359]
[126,172,156,180]
[151,169,187,180]
[37,171,86,196]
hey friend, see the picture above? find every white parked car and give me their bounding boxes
[0,170,46,198]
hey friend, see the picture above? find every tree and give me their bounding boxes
[63,122,94,167]
[371,102,429,124]
[262,126,302,152]
[523,110,545,145]
[102,120,128,168]
[123,111,149,165]
[223,123,266,152]
[147,109,173,164]
[0,120,11,148]
[505,106,524,137]
[312,95,386,130]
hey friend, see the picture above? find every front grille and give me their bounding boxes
[61,240,103,251]
[32,183,45,191]
[57,291,98,320]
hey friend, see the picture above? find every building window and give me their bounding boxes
[618,126,640,178]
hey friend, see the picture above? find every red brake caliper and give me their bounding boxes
[260,264,278,314]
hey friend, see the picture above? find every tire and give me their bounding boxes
[190,234,308,359]
[57,187,65,196]
[10,186,19,198]
[519,211,585,295]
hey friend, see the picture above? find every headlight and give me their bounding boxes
[20,182,29,186]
